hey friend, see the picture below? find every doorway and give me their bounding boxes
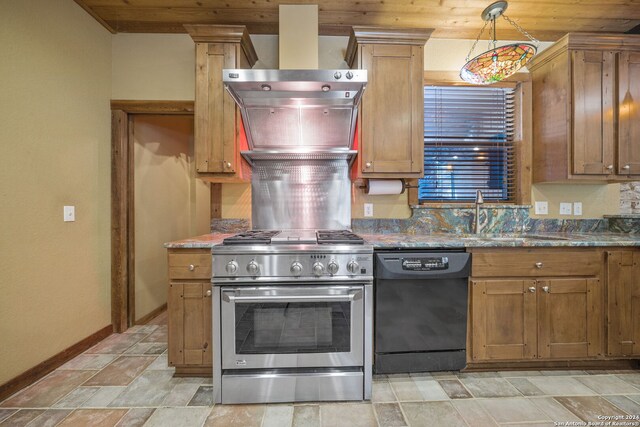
[111,101,210,332]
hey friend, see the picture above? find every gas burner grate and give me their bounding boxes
[223,230,281,245]
[316,230,364,245]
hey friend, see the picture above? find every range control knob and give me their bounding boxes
[347,260,359,275]
[290,262,303,276]
[346,71,354,80]
[225,261,238,275]
[334,71,342,79]
[246,261,259,276]
[327,261,339,275]
[312,262,325,276]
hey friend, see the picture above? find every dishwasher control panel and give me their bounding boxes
[401,257,449,271]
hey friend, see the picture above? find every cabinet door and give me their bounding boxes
[194,43,238,174]
[618,52,640,176]
[572,50,615,175]
[607,251,640,356]
[360,44,423,175]
[471,279,537,361]
[537,278,601,359]
[168,281,212,366]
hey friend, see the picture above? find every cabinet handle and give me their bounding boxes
[535,262,543,269]
[365,162,372,168]
[623,164,630,170]
[528,286,536,293]
[205,289,212,297]
[606,164,614,170]
[188,264,195,271]
[542,286,550,293]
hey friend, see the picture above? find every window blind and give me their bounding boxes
[419,86,515,202]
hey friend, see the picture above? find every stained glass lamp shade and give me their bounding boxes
[460,43,537,85]
[460,1,538,85]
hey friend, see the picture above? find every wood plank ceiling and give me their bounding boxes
[75,0,640,41]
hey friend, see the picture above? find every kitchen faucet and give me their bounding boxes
[474,190,484,234]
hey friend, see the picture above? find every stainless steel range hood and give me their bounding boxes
[223,69,367,158]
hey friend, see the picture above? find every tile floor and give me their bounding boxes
[1,312,639,426]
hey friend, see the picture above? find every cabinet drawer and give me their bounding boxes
[168,250,211,279]
[471,249,601,277]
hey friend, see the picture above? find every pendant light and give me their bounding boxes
[460,1,539,85]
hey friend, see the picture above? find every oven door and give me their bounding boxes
[220,285,364,370]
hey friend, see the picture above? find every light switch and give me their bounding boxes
[534,201,548,215]
[573,202,583,216]
[64,206,75,222]
[559,202,572,215]
[364,203,374,217]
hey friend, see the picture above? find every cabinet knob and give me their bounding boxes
[542,286,550,293]
[188,264,195,271]
[528,287,536,293]
[606,164,614,170]
[623,164,630,170]
[535,262,543,269]
[365,162,372,168]
[205,289,212,297]
[225,161,232,168]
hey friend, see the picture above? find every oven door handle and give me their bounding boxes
[222,290,362,303]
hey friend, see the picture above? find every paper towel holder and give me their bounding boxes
[358,179,419,195]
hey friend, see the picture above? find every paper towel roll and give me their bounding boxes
[366,179,404,195]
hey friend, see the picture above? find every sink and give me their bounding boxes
[522,234,571,241]
[459,234,570,241]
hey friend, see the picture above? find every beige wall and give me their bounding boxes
[531,184,620,219]
[111,34,620,221]
[133,116,209,320]
[0,0,112,384]
[112,34,195,100]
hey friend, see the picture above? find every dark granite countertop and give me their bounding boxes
[360,232,640,249]
[165,232,640,249]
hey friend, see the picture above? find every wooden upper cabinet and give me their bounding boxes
[345,27,432,178]
[618,52,640,176]
[528,33,640,182]
[186,25,258,181]
[571,50,615,176]
[606,250,640,357]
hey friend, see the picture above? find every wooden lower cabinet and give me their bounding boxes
[471,277,602,362]
[469,248,604,364]
[537,278,601,359]
[606,250,640,357]
[167,249,213,376]
[471,279,537,361]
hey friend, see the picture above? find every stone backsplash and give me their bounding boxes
[621,182,640,214]
[351,205,621,235]
[211,218,250,233]
[214,207,640,235]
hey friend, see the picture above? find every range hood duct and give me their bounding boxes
[223,69,367,155]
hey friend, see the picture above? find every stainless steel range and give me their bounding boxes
[211,229,373,404]
[212,69,370,404]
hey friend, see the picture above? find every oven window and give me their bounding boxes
[234,302,351,354]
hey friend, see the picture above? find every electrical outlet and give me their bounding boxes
[559,202,572,215]
[364,203,374,217]
[64,206,75,222]
[573,202,583,216]
[534,201,548,215]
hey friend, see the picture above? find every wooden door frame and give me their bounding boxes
[111,100,194,333]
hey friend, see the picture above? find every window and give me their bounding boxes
[419,86,515,202]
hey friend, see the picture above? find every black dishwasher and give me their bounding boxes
[374,250,471,373]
